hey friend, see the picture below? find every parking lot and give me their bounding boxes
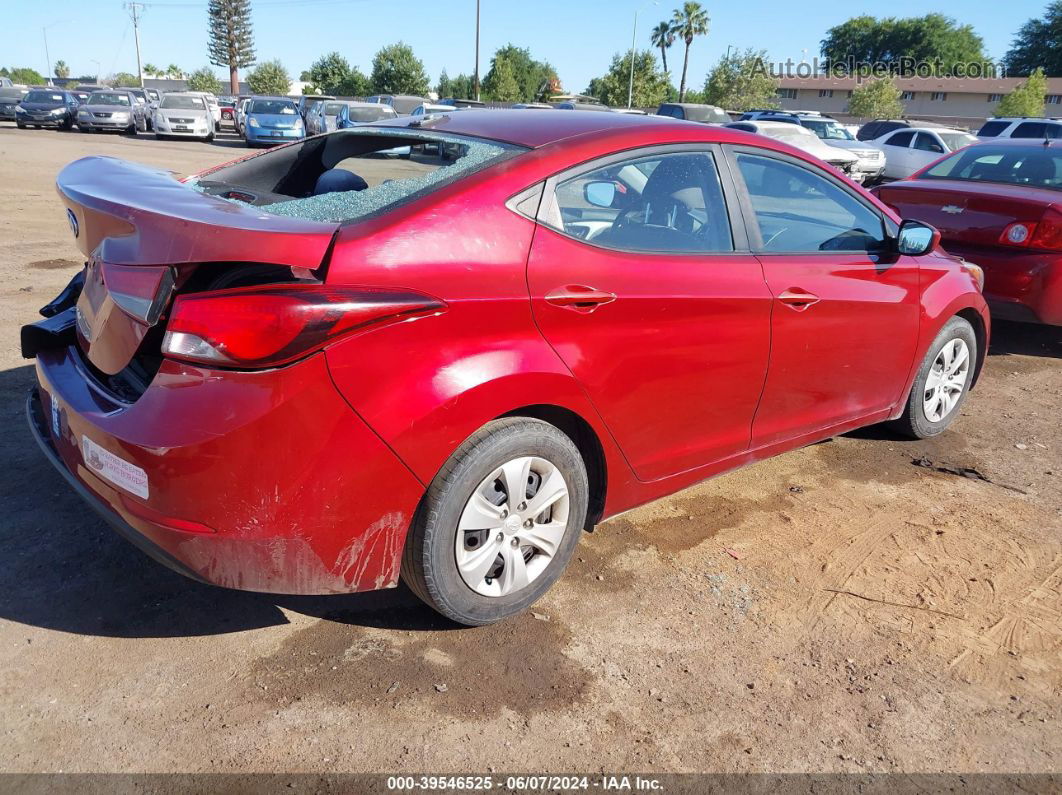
[0,124,1060,774]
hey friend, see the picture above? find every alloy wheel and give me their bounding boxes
[454,456,570,598]
[923,338,970,423]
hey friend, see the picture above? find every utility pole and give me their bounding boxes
[43,27,53,86]
[473,0,481,102]
[125,2,146,87]
[91,59,101,85]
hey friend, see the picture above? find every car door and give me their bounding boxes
[911,131,947,173]
[525,146,773,481]
[879,130,915,178]
[725,148,920,448]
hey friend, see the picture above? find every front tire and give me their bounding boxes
[402,418,589,626]
[890,316,976,439]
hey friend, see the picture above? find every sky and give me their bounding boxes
[4,0,1051,93]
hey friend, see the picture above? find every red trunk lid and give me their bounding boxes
[57,156,339,375]
[875,179,1060,250]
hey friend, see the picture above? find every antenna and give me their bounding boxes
[124,2,146,87]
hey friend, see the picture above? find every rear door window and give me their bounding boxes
[885,131,915,147]
[1012,122,1053,138]
[977,120,1010,137]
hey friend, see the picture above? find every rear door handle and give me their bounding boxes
[544,285,617,313]
[778,289,820,311]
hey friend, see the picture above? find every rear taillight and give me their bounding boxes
[161,284,444,369]
[999,209,1062,251]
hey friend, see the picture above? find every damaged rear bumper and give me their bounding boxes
[27,347,425,594]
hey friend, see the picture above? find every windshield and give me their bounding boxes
[250,99,296,115]
[89,92,131,106]
[348,107,393,122]
[323,102,345,115]
[160,95,206,110]
[23,91,64,103]
[802,118,852,140]
[921,145,1062,189]
[237,130,526,224]
[939,132,977,151]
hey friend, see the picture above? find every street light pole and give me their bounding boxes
[124,2,146,87]
[627,1,657,110]
[91,59,101,85]
[43,27,53,86]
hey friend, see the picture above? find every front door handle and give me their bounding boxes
[544,285,617,313]
[778,288,820,311]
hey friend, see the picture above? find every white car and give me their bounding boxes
[976,116,1062,140]
[793,115,886,184]
[410,102,462,118]
[726,120,859,176]
[154,93,215,141]
[871,127,977,179]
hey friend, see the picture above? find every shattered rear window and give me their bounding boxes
[257,129,525,224]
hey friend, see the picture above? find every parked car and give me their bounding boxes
[657,102,730,124]
[871,126,977,179]
[0,86,30,121]
[326,100,398,133]
[14,88,81,130]
[218,96,236,121]
[512,102,554,109]
[726,120,859,176]
[243,96,304,146]
[555,101,611,111]
[410,102,461,118]
[856,118,953,142]
[153,92,215,141]
[365,94,429,114]
[234,97,252,135]
[874,139,1062,325]
[297,94,333,123]
[976,117,1062,140]
[439,98,486,108]
[116,87,154,130]
[75,90,145,134]
[23,113,988,625]
[791,114,886,184]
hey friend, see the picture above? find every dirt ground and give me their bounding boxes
[0,124,1059,776]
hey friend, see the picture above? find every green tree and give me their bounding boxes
[487,58,520,101]
[650,20,675,75]
[436,69,452,98]
[671,1,710,101]
[847,76,905,119]
[370,42,430,95]
[585,50,669,108]
[8,67,46,85]
[306,51,352,94]
[447,72,475,99]
[338,69,371,97]
[482,45,557,102]
[187,66,223,94]
[1006,2,1062,76]
[246,59,291,95]
[54,60,70,79]
[144,63,161,77]
[166,63,184,79]
[996,67,1048,116]
[703,48,778,111]
[821,14,990,76]
[111,72,139,87]
[207,0,255,95]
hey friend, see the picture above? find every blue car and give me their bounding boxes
[243,96,305,146]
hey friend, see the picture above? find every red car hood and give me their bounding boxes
[56,156,339,269]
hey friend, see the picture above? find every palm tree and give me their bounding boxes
[166,63,183,79]
[54,60,70,79]
[143,63,160,77]
[671,1,709,101]
[650,21,675,75]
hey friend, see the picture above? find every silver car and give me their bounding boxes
[153,93,215,141]
[76,90,146,134]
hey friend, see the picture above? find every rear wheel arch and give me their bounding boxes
[498,404,607,528]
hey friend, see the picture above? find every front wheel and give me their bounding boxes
[402,418,589,626]
[890,316,977,439]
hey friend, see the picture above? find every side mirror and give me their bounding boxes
[584,180,618,208]
[896,220,940,256]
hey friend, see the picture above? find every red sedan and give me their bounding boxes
[22,111,988,625]
[874,138,1062,326]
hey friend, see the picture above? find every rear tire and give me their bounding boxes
[889,316,976,439]
[402,418,588,626]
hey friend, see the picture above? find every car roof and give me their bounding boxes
[966,137,1062,147]
[370,108,811,152]
[988,116,1062,122]
[741,120,813,132]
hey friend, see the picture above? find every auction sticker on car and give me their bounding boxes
[81,435,149,499]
